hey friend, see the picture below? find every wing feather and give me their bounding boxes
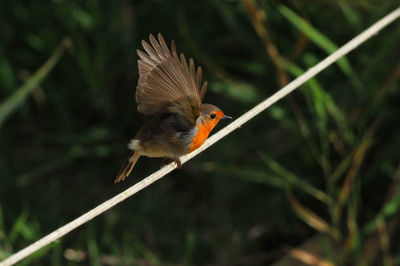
[136,33,207,115]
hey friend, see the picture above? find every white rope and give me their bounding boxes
[2,7,399,266]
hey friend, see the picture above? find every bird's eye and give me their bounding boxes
[210,113,216,119]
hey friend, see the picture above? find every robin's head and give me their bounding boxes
[197,104,231,131]
[187,103,231,152]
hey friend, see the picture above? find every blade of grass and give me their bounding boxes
[21,242,59,266]
[212,1,261,56]
[177,9,261,103]
[216,166,285,188]
[378,219,393,266]
[351,60,400,124]
[335,122,376,219]
[260,152,333,205]
[286,189,337,238]
[338,2,362,31]
[0,58,16,93]
[361,165,400,264]
[241,0,315,155]
[87,236,101,266]
[8,212,31,243]
[364,185,400,235]
[0,37,71,128]
[184,230,195,266]
[285,246,334,266]
[282,59,354,145]
[344,186,360,252]
[329,150,355,183]
[242,0,289,87]
[278,5,363,91]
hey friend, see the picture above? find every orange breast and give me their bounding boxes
[188,124,212,152]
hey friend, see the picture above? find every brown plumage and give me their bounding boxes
[136,34,207,115]
[115,33,230,183]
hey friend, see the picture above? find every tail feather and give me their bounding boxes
[114,151,141,183]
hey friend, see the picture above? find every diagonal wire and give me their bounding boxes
[1,6,400,266]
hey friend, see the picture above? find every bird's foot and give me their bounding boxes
[173,158,181,168]
[162,157,181,168]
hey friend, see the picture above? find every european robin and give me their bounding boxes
[115,33,231,183]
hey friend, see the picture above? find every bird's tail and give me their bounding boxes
[114,151,141,183]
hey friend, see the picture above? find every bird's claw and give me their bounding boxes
[162,158,181,168]
[173,158,181,168]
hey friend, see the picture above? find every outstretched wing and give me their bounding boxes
[136,33,208,115]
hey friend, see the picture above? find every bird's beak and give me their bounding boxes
[222,115,232,120]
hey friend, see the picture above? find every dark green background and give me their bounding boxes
[1,0,399,265]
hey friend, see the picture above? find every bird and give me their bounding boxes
[114,33,231,183]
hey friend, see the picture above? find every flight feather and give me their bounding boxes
[136,33,208,115]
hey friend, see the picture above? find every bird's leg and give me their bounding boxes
[162,157,181,168]
[173,158,181,168]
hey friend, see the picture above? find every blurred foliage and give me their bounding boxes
[0,0,399,265]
